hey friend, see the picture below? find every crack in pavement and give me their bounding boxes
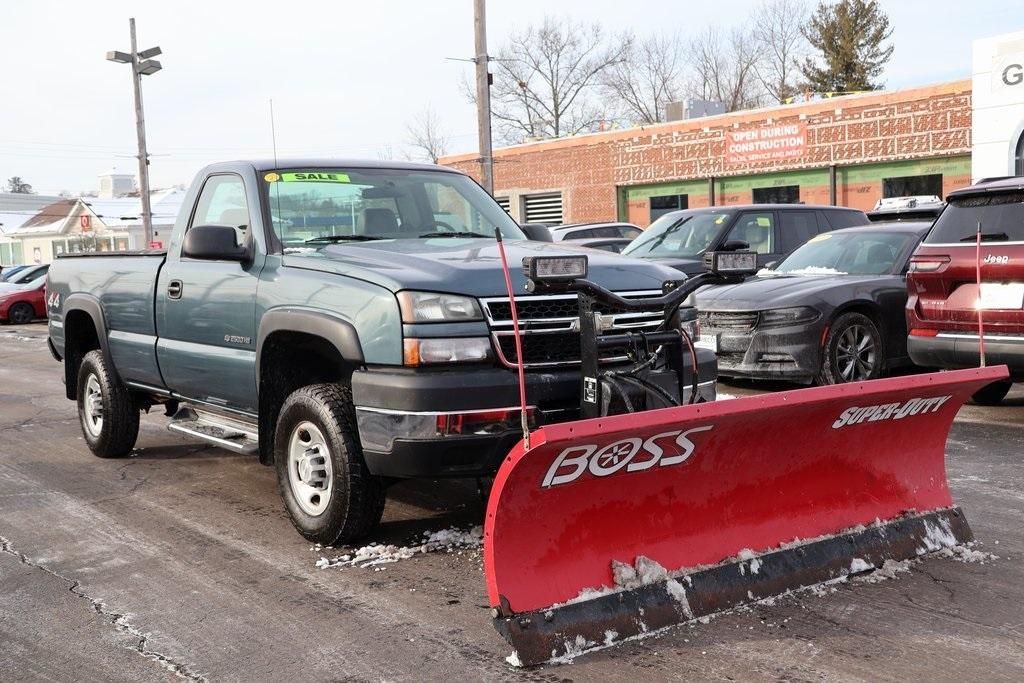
[0,534,208,682]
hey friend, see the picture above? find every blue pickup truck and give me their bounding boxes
[46,159,716,544]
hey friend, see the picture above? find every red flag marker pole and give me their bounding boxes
[494,228,530,450]
[976,221,986,367]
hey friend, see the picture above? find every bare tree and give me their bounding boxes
[482,16,631,144]
[603,32,684,124]
[752,0,811,103]
[687,26,765,112]
[405,106,450,164]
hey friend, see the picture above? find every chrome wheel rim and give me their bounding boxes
[835,324,876,382]
[287,421,333,517]
[82,374,104,437]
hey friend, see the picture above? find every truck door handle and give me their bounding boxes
[167,280,183,299]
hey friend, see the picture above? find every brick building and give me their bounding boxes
[441,79,975,227]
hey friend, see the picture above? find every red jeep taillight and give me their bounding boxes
[908,255,950,273]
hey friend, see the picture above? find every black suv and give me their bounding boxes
[622,204,869,277]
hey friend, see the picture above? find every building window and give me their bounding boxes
[522,192,563,224]
[1016,130,1024,176]
[752,185,800,204]
[882,174,942,198]
[649,194,688,221]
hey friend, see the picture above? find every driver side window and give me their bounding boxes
[728,212,775,254]
[192,175,250,244]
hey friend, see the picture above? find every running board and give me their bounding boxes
[168,406,259,454]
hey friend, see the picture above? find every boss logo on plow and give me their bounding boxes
[832,395,952,429]
[541,426,714,488]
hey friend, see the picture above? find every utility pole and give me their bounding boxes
[473,0,494,194]
[108,18,162,248]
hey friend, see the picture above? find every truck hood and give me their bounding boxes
[634,255,706,276]
[695,274,888,310]
[282,238,685,296]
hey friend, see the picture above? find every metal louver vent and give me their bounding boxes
[522,192,563,224]
[495,195,511,215]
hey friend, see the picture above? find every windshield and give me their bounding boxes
[8,266,46,284]
[622,211,734,258]
[924,192,1024,243]
[773,231,916,276]
[264,168,524,251]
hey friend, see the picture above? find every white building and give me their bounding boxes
[972,29,1024,180]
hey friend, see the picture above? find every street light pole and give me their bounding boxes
[129,18,153,248]
[108,18,162,249]
[473,0,494,195]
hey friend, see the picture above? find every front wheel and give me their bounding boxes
[274,384,385,545]
[7,302,35,325]
[970,380,1012,406]
[77,350,140,458]
[817,313,884,385]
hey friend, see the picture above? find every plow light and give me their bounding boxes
[522,255,588,283]
[705,250,758,275]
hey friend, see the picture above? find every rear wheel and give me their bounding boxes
[970,380,1012,406]
[77,350,140,458]
[7,302,34,324]
[817,313,884,385]
[274,384,385,545]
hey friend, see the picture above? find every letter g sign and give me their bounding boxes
[1003,63,1024,87]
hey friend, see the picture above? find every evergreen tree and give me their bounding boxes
[801,0,894,92]
[6,176,34,194]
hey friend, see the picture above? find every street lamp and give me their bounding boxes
[107,18,162,248]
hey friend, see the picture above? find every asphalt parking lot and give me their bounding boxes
[1,322,1023,681]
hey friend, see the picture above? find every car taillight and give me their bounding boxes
[908,255,950,272]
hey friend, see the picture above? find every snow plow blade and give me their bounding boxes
[484,366,1008,666]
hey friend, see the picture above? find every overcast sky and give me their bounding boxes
[0,0,1011,195]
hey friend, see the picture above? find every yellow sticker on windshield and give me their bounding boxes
[279,172,351,183]
[809,233,832,242]
[756,217,771,226]
[264,172,280,182]
[714,216,725,224]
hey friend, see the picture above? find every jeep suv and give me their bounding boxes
[906,177,1024,404]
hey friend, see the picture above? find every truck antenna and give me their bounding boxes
[494,227,530,450]
[269,99,279,167]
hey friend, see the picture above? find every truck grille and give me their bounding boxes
[483,291,663,368]
[699,310,760,331]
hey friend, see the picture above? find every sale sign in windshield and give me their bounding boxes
[726,122,807,166]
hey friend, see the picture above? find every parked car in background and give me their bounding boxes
[868,196,945,222]
[906,177,1024,405]
[695,222,931,385]
[622,204,869,277]
[1,264,47,283]
[0,271,48,324]
[569,237,632,253]
[520,221,642,243]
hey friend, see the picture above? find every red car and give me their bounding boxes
[906,177,1024,404]
[0,269,48,324]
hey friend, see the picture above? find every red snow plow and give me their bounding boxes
[484,245,1009,666]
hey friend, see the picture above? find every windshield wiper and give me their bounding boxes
[304,235,386,244]
[960,232,1009,242]
[418,231,491,239]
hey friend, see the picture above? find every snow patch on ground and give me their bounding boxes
[852,558,913,584]
[933,544,998,564]
[314,525,482,570]
[848,557,874,574]
[716,393,737,401]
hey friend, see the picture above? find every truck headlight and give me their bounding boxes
[403,337,492,365]
[397,291,482,323]
[760,306,820,327]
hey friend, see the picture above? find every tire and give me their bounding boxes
[970,380,1012,406]
[274,383,385,545]
[8,302,34,325]
[77,350,140,458]
[817,312,885,385]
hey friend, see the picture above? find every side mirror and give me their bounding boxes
[519,224,553,242]
[183,225,250,262]
[720,239,750,252]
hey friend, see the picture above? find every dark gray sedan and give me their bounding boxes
[694,221,930,385]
